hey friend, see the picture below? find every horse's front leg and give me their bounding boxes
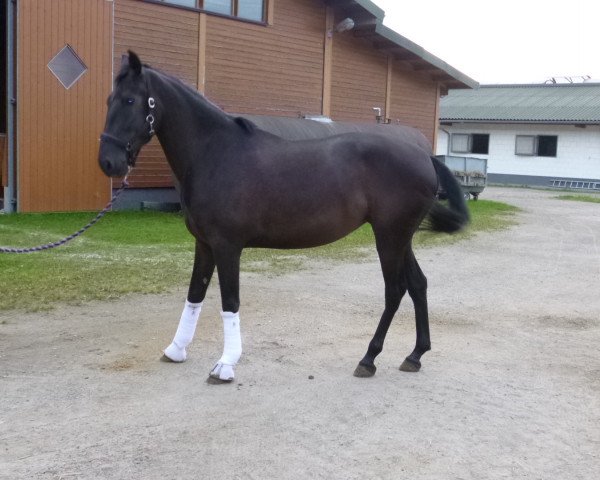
[208,245,243,384]
[162,240,215,362]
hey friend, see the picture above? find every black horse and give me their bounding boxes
[98,51,468,383]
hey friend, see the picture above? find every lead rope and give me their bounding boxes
[0,174,130,254]
[2,93,156,254]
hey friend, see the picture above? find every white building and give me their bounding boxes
[436,84,600,190]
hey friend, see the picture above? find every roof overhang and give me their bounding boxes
[323,0,478,91]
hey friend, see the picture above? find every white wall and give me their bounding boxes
[436,123,600,180]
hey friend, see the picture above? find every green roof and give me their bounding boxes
[440,83,600,124]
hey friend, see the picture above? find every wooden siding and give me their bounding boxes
[330,29,388,122]
[13,0,449,209]
[114,0,200,188]
[205,0,325,117]
[17,0,112,212]
[113,0,326,188]
[108,0,439,188]
[388,62,438,146]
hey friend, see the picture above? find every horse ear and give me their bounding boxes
[234,117,255,134]
[128,50,143,75]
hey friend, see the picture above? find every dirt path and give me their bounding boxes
[1,187,599,479]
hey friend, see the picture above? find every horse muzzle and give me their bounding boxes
[98,133,137,177]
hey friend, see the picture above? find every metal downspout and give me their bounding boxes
[4,0,16,212]
[440,127,451,156]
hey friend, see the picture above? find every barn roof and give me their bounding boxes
[323,0,478,91]
[439,83,600,124]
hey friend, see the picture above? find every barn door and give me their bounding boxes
[17,0,113,212]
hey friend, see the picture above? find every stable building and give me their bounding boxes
[1,0,476,213]
[437,83,600,189]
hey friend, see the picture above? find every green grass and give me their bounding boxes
[0,212,194,311]
[555,194,600,204]
[0,200,518,312]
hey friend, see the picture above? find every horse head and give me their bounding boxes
[98,51,156,177]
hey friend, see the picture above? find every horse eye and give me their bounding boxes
[124,98,135,105]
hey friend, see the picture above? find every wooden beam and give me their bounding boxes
[323,0,351,7]
[433,83,441,153]
[352,20,378,37]
[412,61,438,72]
[430,72,453,82]
[352,28,377,38]
[322,6,334,117]
[390,50,420,62]
[323,0,353,7]
[266,0,274,25]
[385,56,392,120]
[197,13,207,93]
[372,40,396,50]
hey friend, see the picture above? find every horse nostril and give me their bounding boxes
[102,158,113,174]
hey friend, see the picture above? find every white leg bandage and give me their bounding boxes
[210,311,242,381]
[163,300,203,362]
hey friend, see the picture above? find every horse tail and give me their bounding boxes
[425,156,470,233]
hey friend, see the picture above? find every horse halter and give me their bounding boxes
[100,96,156,167]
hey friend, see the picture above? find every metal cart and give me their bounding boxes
[435,155,487,200]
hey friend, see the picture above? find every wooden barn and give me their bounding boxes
[1,0,476,213]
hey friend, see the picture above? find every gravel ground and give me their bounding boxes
[1,186,599,479]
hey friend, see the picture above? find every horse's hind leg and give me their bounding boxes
[354,231,408,378]
[399,248,431,372]
[162,240,215,362]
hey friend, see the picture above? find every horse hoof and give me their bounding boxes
[162,343,186,362]
[160,354,183,363]
[353,363,376,378]
[399,358,421,372]
[207,362,235,384]
[206,375,234,385]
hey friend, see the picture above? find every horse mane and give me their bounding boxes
[233,117,256,134]
[145,65,259,134]
[115,59,255,134]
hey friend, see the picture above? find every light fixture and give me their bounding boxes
[335,17,355,33]
[328,17,355,38]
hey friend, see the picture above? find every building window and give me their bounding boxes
[450,134,469,153]
[204,0,232,15]
[515,135,558,157]
[515,135,536,156]
[538,135,558,157]
[237,0,264,21]
[450,133,489,154]
[155,0,266,22]
[47,45,88,90]
[471,134,489,154]
[161,0,196,7]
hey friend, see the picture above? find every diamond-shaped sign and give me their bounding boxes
[48,45,87,90]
